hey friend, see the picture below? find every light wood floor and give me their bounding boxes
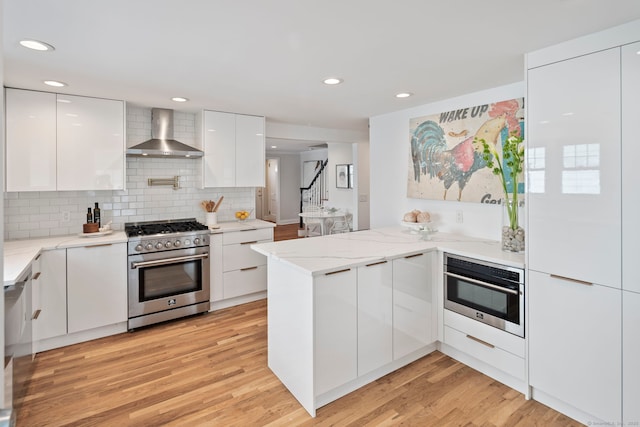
[18,299,581,426]
[273,223,304,242]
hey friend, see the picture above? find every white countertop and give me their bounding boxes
[251,227,525,276]
[4,231,128,287]
[208,219,276,233]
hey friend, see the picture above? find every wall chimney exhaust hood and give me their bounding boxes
[126,108,203,158]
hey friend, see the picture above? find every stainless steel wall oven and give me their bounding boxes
[126,219,210,330]
[444,253,525,337]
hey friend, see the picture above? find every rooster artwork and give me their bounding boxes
[408,98,524,202]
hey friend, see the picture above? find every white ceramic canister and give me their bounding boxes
[205,212,218,227]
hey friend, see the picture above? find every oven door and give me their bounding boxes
[444,264,524,337]
[128,247,210,318]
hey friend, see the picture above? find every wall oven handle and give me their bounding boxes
[444,271,519,296]
[131,253,209,269]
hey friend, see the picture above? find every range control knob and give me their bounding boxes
[156,242,164,250]
[174,240,181,247]
[145,243,153,251]
[193,237,201,245]
[135,244,143,252]
[165,241,173,248]
[184,239,191,246]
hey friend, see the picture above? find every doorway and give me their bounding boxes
[263,158,279,223]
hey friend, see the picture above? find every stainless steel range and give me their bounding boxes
[125,218,210,330]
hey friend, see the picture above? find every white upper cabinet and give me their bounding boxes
[527,48,621,287]
[5,88,57,191]
[202,110,265,188]
[5,88,125,192]
[235,114,265,187]
[57,94,125,190]
[622,42,640,294]
[203,110,236,187]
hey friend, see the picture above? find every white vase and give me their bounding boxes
[205,212,218,227]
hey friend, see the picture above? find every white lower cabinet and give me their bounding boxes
[623,290,640,424]
[529,270,621,423]
[357,260,392,376]
[67,243,127,334]
[211,227,273,306]
[392,252,434,360]
[443,310,525,382]
[315,268,358,395]
[33,249,67,346]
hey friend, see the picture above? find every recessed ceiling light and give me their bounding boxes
[57,99,71,103]
[271,145,277,149]
[20,39,55,51]
[44,80,67,87]
[323,77,343,85]
[396,92,413,98]
[171,97,188,102]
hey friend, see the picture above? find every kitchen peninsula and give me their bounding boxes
[251,227,524,417]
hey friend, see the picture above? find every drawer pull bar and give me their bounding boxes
[35,254,42,261]
[240,228,258,232]
[32,272,42,280]
[84,243,113,248]
[405,253,423,259]
[241,241,258,245]
[466,334,495,349]
[365,260,388,267]
[325,268,351,276]
[241,266,259,272]
[550,274,593,286]
[32,309,42,320]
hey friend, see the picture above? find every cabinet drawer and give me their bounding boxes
[223,228,272,245]
[444,325,525,381]
[444,309,524,358]
[223,265,267,299]
[223,241,268,272]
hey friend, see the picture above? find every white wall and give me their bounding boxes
[269,153,301,225]
[354,141,370,231]
[369,82,524,240]
[327,143,354,210]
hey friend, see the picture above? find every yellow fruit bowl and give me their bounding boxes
[234,209,253,222]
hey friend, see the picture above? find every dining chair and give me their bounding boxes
[302,205,323,237]
[329,212,352,234]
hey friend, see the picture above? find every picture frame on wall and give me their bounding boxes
[336,164,350,188]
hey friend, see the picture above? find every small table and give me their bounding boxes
[298,211,346,236]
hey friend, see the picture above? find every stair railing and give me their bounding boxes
[299,159,328,227]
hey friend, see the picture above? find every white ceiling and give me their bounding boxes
[4,0,640,152]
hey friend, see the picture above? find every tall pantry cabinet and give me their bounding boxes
[526,24,639,425]
[622,41,640,426]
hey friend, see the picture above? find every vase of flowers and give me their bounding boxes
[476,130,525,252]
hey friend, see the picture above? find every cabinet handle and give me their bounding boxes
[35,254,41,261]
[550,274,593,286]
[240,266,259,272]
[325,268,351,276]
[405,253,423,259]
[241,241,258,245]
[240,228,258,232]
[32,309,42,320]
[466,334,495,349]
[365,260,388,267]
[32,272,42,280]
[84,243,113,248]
